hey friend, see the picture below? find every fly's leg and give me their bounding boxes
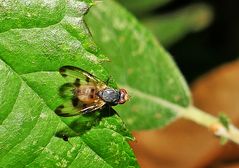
[62,134,69,141]
[82,109,94,115]
[105,76,112,85]
[82,104,104,115]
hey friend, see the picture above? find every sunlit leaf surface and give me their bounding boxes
[0,0,138,167]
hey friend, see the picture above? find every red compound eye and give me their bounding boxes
[118,89,129,104]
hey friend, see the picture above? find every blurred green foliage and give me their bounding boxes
[118,0,213,47]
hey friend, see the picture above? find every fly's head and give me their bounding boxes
[118,88,129,104]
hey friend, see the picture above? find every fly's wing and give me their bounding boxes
[59,66,104,86]
[55,100,105,117]
[55,66,106,117]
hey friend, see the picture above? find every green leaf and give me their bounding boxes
[0,0,138,167]
[86,0,239,145]
[142,3,213,47]
[85,0,191,130]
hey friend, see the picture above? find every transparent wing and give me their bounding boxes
[55,99,105,117]
[55,66,106,117]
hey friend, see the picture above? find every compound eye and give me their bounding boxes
[120,89,127,95]
[118,89,129,104]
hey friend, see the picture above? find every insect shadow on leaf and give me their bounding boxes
[55,105,116,141]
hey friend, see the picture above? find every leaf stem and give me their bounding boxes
[123,85,239,144]
[180,106,239,144]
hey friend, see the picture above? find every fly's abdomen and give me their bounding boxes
[76,85,97,104]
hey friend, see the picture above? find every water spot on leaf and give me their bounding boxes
[131,105,139,112]
[32,140,37,145]
[100,28,111,42]
[127,68,133,75]
[67,145,77,158]
[85,54,98,63]
[154,113,162,119]
[40,113,47,119]
[126,118,134,125]
[56,158,68,168]
[168,79,174,85]
[174,95,181,102]
[112,17,127,31]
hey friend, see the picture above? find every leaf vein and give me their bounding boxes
[24,123,61,167]
[1,100,44,160]
[1,80,22,124]
[120,84,188,115]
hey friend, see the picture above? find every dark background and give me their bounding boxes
[154,0,239,82]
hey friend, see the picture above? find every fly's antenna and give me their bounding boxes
[127,94,132,101]
[104,76,113,85]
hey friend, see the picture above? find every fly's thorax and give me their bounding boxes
[97,88,120,106]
